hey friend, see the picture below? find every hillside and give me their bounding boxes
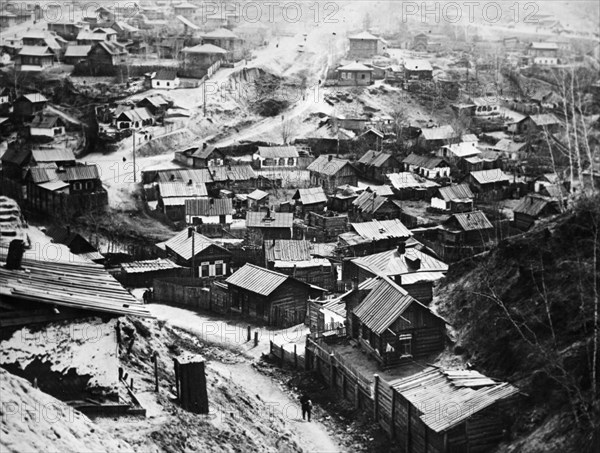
[433,195,600,452]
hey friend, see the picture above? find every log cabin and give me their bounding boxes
[226,263,325,327]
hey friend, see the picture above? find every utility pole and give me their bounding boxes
[132,129,137,183]
[191,227,196,278]
[203,78,207,117]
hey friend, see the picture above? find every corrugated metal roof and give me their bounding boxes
[438,184,474,202]
[65,165,99,181]
[399,271,446,285]
[29,166,59,184]
[307,155,355,176]
[442,142,481,158]
[404,59,433,71]
[448,211,493,231]
[491,139,526,154]
[185,198,233,217]
[353,277,417,335]
[0,257,150,317]
[160,229,227,261]
[420,125,455,141]
[294,187,327,205]
[351,219,412,241]
[38,180,69,191]
[21,93,48,104]
[352,191,389,214]
[256,146,299,159]
[225,263,289,296]
[247,189,269,201]
[528,113,560,126]
[117,107,153,123]
[18,45,53,56]
[387,172,439,190]
[337,62,373,72]
[390,367,519,433]
[120,258,181,274]
[64,45,91,57]
[470,169,509,184]
[349,31,380,40]
[158,181,207,198]
[246,211,293,229]
[265,240,311,263]
[403,153,448,169]
[353,246,448,278]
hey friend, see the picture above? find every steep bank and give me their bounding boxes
[433,195,600,452]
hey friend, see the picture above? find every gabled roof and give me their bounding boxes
[255,146,299,159]
[293,187,327,205]
[420,125,456,141]
[469,169,509,184]
[403,153,448,169]
[116,107,153,122]
[387,172,439,190]
[264,240,312,263]
[246,211,293,229]
[442,141,481,158]
[209,165,256,182]
[391,367,519,433]
[94,41,127,56]
[154,168,213,184]
[527,113,560,127]
[65,165,100,181]
[352,191,391,214]
[353,246,448,279]
[307,155,355,176]
[46,225,93,249]
[120,258,180,274]
[351,218,412,241]
[185,198,233,217]
[358,150,395,167]
[353,277,442,335]
[29,114,62,129]
[225,263,289,296]
[138,96,170,109]
[530,42,558,50]
[17,45,53,56]
[513,195,557,217]
[337,62,374,72]
[64,44,92,57]
[437,184,474,202]
[491,139,527,154]
[446,211,493,231]
[160,229,227,261]
[154,69,178,80]
[176,15,200,30]
[181,43,228,54]
[403,59,433,72]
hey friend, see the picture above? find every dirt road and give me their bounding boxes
[147,303,343,453]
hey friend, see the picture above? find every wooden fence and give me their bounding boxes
[269,341,305,370]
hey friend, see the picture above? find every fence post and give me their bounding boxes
[354,376,360,409]
[247,325,251,342]
[304,337,311,371]
[270,340,273,355]
[280,346,284,368]
[391,387,397,439]
[294,344,297,369]
[254,331,259,346]
[329,353,335,388]
[373,374,380,420]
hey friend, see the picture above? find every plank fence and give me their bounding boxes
[269,335,427,441]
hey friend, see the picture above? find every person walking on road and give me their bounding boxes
[300,393,312,422]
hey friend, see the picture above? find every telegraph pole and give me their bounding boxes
[132,129,137,183]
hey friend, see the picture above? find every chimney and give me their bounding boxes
[397,241,406,255]
[188,226,194,238]
[188,179,193,185]
[5,239,25,270]
[407,255,421,270]
[328,155,333,161]
[203,143,207,149]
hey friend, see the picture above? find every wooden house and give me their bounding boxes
[156,228,232,278]
[330,184,360,212]
[264,239,335,290]
[390,367,519,453]
[430,184,474,213]
[87,41,127,70]
[64,165,103,194]
[76,27,118,45]
[347,31,385,58]
[350,242,448,303]
[351,190,400,222]
[516,113,561,135]
[136,96,171,117]
[402,154,450,179]
[225,263,325,327]
[467,169,510,200]
[338,219,412,257]
[207,165,258,193]
[157,181,208,220]
[253,146,299,169]
[246,210,293,244]
[201,28,244,62]
[15,46,54,71]
[63,44,92,64]
[185,198,233,225]
[173,1,198,17]
[386,172,440,200]
[403,59,433,82]
[437,141,481,164]
[46,225,98,256]
[114,106,154,130]
[513,195,559,230]
[307,155,359,193]
[336,62,374,86]
[174,144,225,168]
[357,150,401,183]
[418,125,458,151]
[29,113,65,138]
[529,42,559,65]
[351,277,446,367]
[441,211,494,247]
[293,187,328,216]
[179,43,227,78]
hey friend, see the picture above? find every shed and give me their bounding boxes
[431,184,474,213]
[246,189,269,211]
[185,198,233,225]
[513,195,559,230]
[307,155,359,193]
[293,187,328,215]
[357,150,401,183]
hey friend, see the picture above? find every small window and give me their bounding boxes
[156,81,160,86]
[167,82,170,87]
[287,157,294,166]
[361,74,366,79]
[201,262,209,277]
[398,334,412,356]
[85,181,94,190]
[215,261,223,276]
[74,182,82,191]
